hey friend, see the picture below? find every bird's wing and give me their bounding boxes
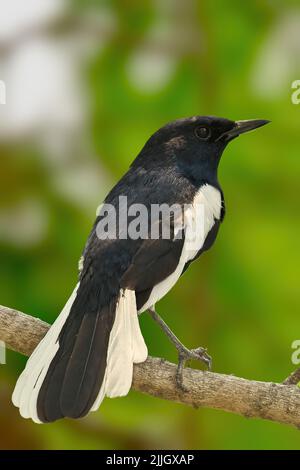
[120,198,186,290]
[120,235,185,293]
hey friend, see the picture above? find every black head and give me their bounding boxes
[134,115,270,186]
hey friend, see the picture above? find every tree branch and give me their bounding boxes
[1,304,300,428]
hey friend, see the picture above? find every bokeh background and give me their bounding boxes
[0,0,299,450]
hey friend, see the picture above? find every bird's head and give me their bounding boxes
[137,115,270,186]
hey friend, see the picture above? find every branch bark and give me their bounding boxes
[1,304,300,428]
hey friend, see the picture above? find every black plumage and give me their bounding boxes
[13,115,269,422]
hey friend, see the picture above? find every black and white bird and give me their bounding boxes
[12,116,269,423]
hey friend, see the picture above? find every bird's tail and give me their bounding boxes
[12,282,147,423]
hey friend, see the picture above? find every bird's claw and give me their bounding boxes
[191,347,212,370]
[175,346,212,391]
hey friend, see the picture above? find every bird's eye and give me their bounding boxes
[195,126,211,140]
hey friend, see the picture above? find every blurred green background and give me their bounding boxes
[0,0,300,450]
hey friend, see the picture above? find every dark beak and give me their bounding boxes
[218,119,270,142]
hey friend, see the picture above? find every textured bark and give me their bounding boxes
[1,304,300,428]
[0,305,49,356]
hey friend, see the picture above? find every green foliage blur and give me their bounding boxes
[0,0,299,450]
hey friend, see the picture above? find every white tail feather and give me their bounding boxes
[105,291,133,397]
[130,300,148,363]
[12,286,147,421]
[91,289,147,409]
[12,284,79,423]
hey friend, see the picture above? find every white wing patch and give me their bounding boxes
[138,184,222,312]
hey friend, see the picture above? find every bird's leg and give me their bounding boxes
[148,306,212,390]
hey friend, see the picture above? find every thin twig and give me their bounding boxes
[283,368,300,386]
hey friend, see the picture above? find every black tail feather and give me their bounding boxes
[37,282,117,422]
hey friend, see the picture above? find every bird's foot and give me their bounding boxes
[175,345,212,391]
[146,307,212,390]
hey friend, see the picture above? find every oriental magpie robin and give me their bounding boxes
[12,116,269,422]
